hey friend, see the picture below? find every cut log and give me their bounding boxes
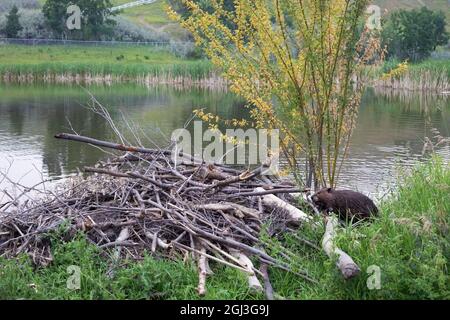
[144,231,170,250]
[255,187,313,223]
[197,246,208,296]
[322,215,360,279]
[106,227,131,278]
[230,249,263,293]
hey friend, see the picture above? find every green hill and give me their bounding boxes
[112,0,171,25]
[113,0,449,35]
[22,0,450,39]
[373,0,450,27]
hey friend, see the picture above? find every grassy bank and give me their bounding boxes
[0,45,217,85]
[374,59,450,92]
[1,157,448,300]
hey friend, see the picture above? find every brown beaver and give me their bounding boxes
[312,188,378,221]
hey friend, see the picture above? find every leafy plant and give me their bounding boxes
[168,0,383,189]
[382,7,449,62]
[3,5,23,38]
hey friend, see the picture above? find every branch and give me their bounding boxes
[255,187,314,223]
[322,215,360,280]
[230,249,263,293]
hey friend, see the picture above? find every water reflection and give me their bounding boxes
[0,84,448,198]
[338,88,449,195]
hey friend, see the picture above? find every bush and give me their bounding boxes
[382,7,449,62]
[18,9,52,39]
[0,0,40,12]
[0,9,52,39]
[0,12,171,42]
[169,40,203,59]
[112,17,170,42]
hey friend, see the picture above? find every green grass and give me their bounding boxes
[0,45,213,80]
[1,157,448,300]
[112,0,172,25]
[380,58,450,79]
[408,59,450,79]
[373,58,450,91]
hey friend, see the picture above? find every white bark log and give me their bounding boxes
[144,231,170,250]
[322,215,361,279]
[230,249,263,292]
[255,187,313,223]
[197,246,208,296]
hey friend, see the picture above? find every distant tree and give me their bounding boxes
[43,0,116,40]
[382,7,449,62]
[77,0,117,40]
[4,5,23,38]
[168,0,236,29]
[42,0,68,38]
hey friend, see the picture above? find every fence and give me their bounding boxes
[0,38,186,47]
[430,50,450,60]
[111,0,157,12]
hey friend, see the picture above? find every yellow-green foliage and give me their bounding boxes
[168,0,383,188]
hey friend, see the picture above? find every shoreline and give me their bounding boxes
[0,72,229,89]
[2,73,449,95]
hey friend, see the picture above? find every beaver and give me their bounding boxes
[312,187,378,221]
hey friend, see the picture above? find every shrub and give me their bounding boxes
[18,9,52,39]
[169,40,203,59]
[111,17,170,42]
[0,9,52,39]
[0,0,40,12]
[382,7,449,62]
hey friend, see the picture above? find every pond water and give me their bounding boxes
[0,83,449,200]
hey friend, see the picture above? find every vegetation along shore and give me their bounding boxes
[1,157,448,300]
[0,44,221,87]
[0,0,449,303]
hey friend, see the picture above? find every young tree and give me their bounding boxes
[168,0,382,189]
[382,7,449,62]
[4,5,23,38]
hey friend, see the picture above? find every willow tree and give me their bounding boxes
[168,0,382,189]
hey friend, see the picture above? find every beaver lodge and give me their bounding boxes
[0,133,361,299]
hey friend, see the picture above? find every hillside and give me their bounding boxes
[4,0,449,39]
[373,0,450,25]
[114,0,449,35]
[111,0,188,39]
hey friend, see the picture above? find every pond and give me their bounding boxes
[0,83,449,199]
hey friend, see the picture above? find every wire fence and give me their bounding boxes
[111,0,157,12]
[0,38,187,47]
[430,50,450,60]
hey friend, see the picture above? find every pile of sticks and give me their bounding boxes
[0,133,360,298]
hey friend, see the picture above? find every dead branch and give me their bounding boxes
[0,132,321,296]
[322,215,361,279]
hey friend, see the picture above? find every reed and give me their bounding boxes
[374,60,450,92]
[0,44,218,86]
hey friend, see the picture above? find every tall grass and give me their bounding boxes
[0,158,448,299]
[374,59,450,92]
[0,45,217,85]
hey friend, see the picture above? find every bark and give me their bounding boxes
[322,215,361,279]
